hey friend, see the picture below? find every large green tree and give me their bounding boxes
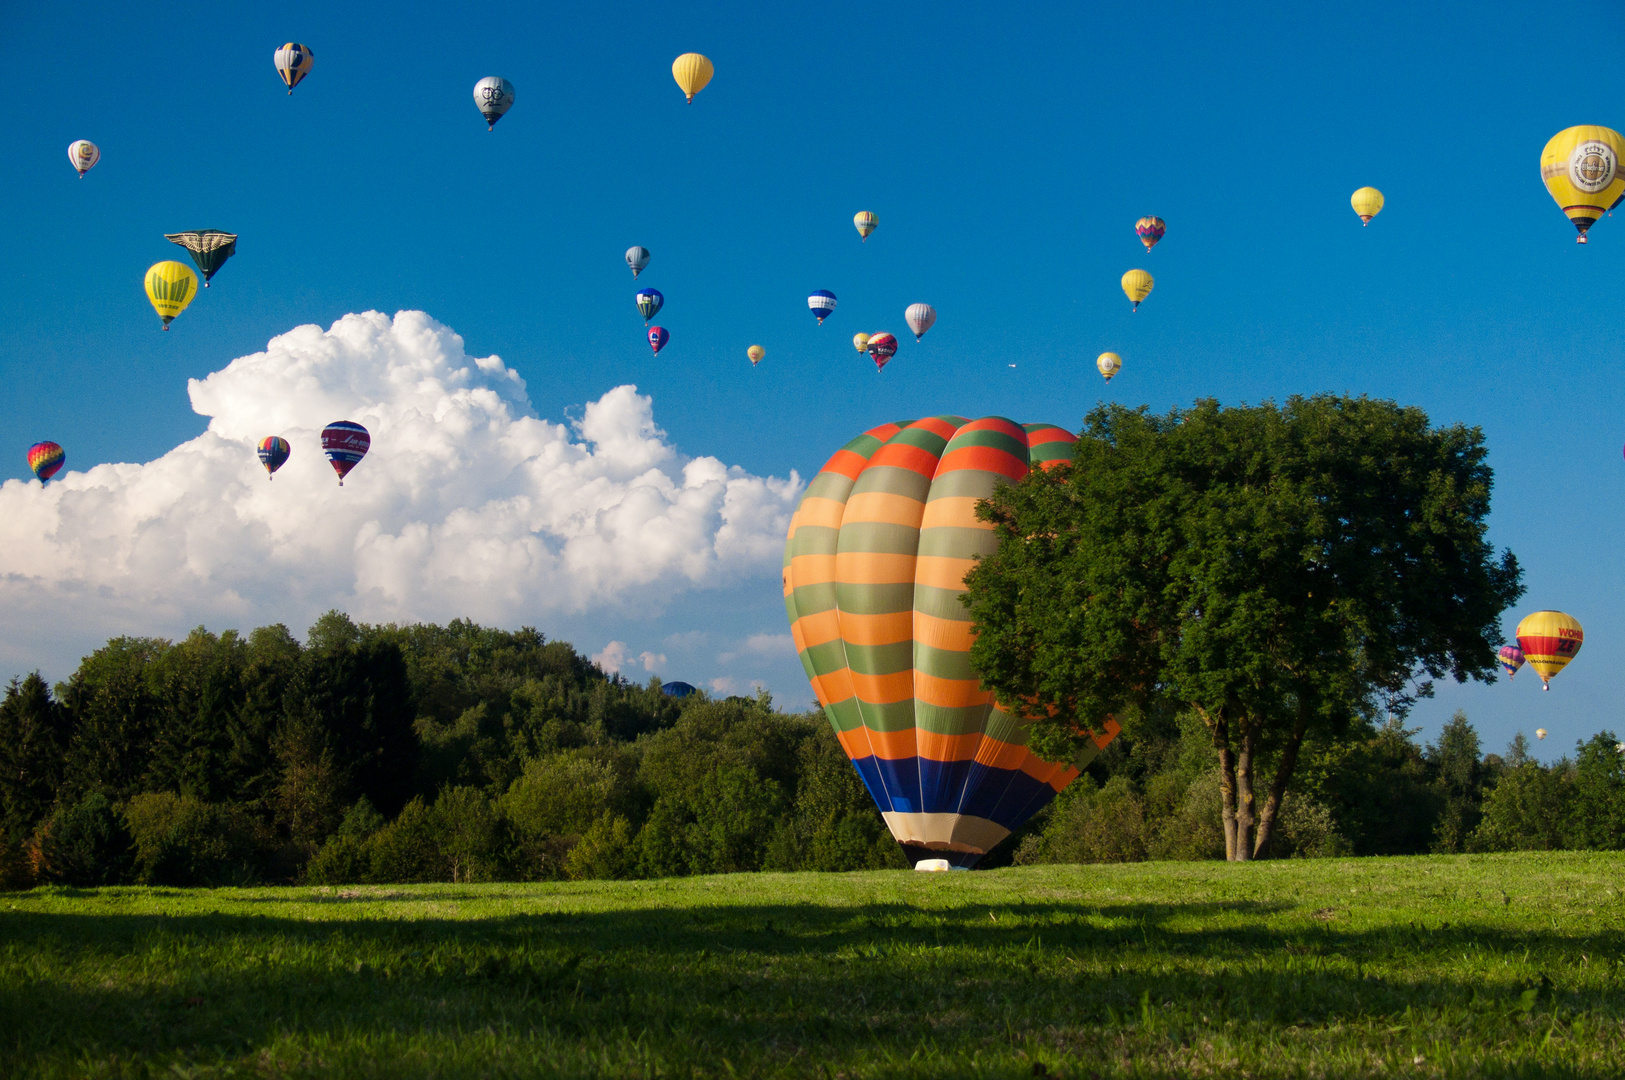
[964,395,1523,860]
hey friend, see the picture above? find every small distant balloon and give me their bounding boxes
[852,332,870,353]
[648,326,669,354]
[904,303,936,341]
[867,332,897,371]
[320,421,370,486]
[274,43,314,94]
[1498,644,1525,679]
[68,140,99,177]
[1536,728,1548,741]
[808,289,836,324]
[1135,216,1165,251]
[747,344,765,366]
[257,436,290,480]
[164,231,237,287]
[626,246,650,278]
[27,442,64,483]
[473,77,515,130]
[853,211,878,241]
[1097,352,1122,381]
[672,53,714,102]
[636,288,664,324]
[1515,610,1583,690]
[661,681,697,697]
[1351,187,1384,225]
[144,261,198,329]
[1121,269,1154,310]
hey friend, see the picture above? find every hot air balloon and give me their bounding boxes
[661,681,698,698]
[321,421,369,486]
[1135,216,1166,251]
[1536,728,1548,741]
[1097,352,1122,381]
[648,326,669,354]
[1121,269,1153,310]
[144,261,197,329]
[636,288,664,324]
[747,345,765,366]
[783,417,1122,869]
[905,303,936,342]
[1516,610,1583,690]
[164,231,237,287]
[473,77,515,130]
[854,211,878,241]
[1541,126,1625,243]
[866,332,897,371]
[257,436,290,479]
[1498,645,1526,679]
[26,442,64,483]
[68,140,99,177]
[626,246,650,278]
[672,53,714,102]
[1351,187,1384,224]
[808,290,837,324]
[852,332,870,353]
[274,43,314,94]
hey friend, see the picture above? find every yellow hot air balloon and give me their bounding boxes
[1351,186,1384,224]
[1540,126,1625,243]
[1536,728,1548,741]
[853,211,878,241]
[672,53,714,102]
[144,261,198,329]
[747,345,765,366]
[1097,352,1122,381]
[1515,610,1583,690]
[852,332,870,353]
[1121,269,1153,310]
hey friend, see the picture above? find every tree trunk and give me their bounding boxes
[1252,706,1310,860]
[1232,721,1258,861]
[1197,706,1239,860]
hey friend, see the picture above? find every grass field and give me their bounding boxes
[4,854,1625,1078]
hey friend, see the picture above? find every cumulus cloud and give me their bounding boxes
[590,642,667,674]
[0,311,801,667]
[718,632,797,664]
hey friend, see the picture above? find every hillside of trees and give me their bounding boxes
[2,614,1620,889]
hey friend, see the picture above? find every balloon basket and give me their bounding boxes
[901,845,982,871]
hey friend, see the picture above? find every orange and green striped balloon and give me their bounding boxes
[783,417,1122,869]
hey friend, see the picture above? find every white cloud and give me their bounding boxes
[638,651,667,672]
[718,632,796,664]
[592,641,632,673]
[0,311,802,668]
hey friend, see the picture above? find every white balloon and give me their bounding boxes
[473,77,515,129]
[68,139,100,177]
[904,303,936,341]
[626,246,651,278]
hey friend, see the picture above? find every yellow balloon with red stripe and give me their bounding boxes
[1515,610,1583,690]
[1540,126,1625,243]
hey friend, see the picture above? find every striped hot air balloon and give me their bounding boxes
[1497,644,1525,679]
[27,441,64,483]
[782,417,1121,870]
[1515,610,1583,690]
[274,43,314,94]
[808,289,837,324]
[321,421,369,486]
[1134,216,1166,251]
[257,436,290,479]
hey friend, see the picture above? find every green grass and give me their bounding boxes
[4,854,1625,1078]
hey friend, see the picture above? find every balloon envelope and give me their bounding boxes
[1121,270,1154,309]
[626,246,650,277]
[783,417,1122,868]
[473,77,515,129]
[274,43,314,93]
[648,326,669,354]
[1498,645,1525,679]
[661,681,698,698]
[1134,216,1165,250]
[636,288,664,323]
[672,53,714,101]
[866,333,898,371]
[852,332,870,353]
[1541,126,1625,242]
[1536,728,1548,740]
[164,231,237,285]
[747,345,765,365]
[68,140,99,176]
[257,436,290,479]
[1350,187,1384,224]
[904,303,936,341]
[27,441,64,483]
[321,421,370,485]
[808,289,836,324]
[144,261,198,328]
[854,211,878,241]
[1515,610,1583,689]
[1097,352,1122,381]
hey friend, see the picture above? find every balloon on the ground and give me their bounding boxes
[320,421,369,486]
[808,289,836,324]
[1540,126,1625,243]
[904,303,936,341]
[1135,216,1166,251]
[661,681,697,698]
[626,246,650,278]
[866,332,897,371]
[648,326,669,354]
[636,288,664,324]
[748,345,765,366]
[1097,352,1122,381]
[164,231,237,286]
[68,140,99,177]
[782,417,1123,869]
[473,77,515,130]
[852,332,870,353]
[257,436,290,479]
[144,261,198,329]
[1121,269,1154,310]
[1351,187,1384,224]
[1498,644,1525,679]
[672,53,714,102]
[1515,610,1583,690]
[854,211,878,241]
[27,442,64,483]
[274,43,314,94]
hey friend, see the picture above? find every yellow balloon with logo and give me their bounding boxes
[672,53,714,102]
[1540,126,1625,243]
[1515,610,1584,690]
[852,332,870,353]
[144,261,198,329]
[1121,269,1153,310]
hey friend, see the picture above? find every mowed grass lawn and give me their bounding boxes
[5,854,1625,1078]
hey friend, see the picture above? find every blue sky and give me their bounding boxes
[2,1,1623,758]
